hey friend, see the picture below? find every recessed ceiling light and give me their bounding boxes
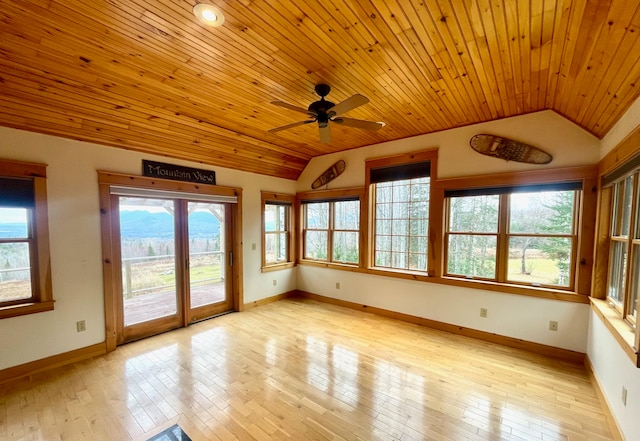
[193,3,225,27]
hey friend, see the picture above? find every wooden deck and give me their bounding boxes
[124,282,226,326]
[0,299,615,441]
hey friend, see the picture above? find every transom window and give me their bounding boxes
[444,183,580,289]
[302,198,360,265]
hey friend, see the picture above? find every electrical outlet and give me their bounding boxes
[622,386,628,406]
[480,308,488,318]
[272,279,277,286]
[549,320,558,331]
[76,320,86,332]
[251,243,256,251]
[336,282,340,289]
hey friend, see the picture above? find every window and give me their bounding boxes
[303,199,360,264]
[444,183,580,289]
[299,189,363,266]
[446,194,499,279]
[605,174,639,325]
[0,159,53,319]
[304,201,330,260]
[367,150,436,273]
[261,192,294,270]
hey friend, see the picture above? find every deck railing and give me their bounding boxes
[122,251,224,299]
[0,266,30,282]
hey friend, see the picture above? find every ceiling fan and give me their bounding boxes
[268,84,385,143]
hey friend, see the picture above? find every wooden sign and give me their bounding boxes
[142,160,216,185]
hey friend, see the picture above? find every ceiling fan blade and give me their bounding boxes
[319,125,331,143]
[332,117,385,131]
[268,120,314,133]
[271,101,317,117]
[327,94,369,117]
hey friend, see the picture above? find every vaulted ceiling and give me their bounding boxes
[1,0,639,180]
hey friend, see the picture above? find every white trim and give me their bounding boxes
[109,185,238,203]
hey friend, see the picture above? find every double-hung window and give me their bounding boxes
[0,159,53,318]
[595,135,640,359]
[604,172,639,325]
[444,183,581,289]
[300,190,362,265]
[367,151,436,274]
[261,192,295,270]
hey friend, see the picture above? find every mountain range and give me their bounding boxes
[0,211,221,240]
[119,210,220,238]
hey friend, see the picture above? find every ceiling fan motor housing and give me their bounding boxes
[309,100,334,127]
[309,83,335,127]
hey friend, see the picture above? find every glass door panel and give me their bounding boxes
[187,202,231,319]
[119,197,178,327]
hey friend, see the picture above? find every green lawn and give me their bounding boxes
[157,264,222,285]
[507,257,563,285]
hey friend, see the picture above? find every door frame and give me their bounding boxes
[98,171,244,352]
[182,200,234,323]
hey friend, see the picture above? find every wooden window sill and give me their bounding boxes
[366,266,430,281]
[590,298,639,367]
[0,300,55,319]
[261,262,295,272]
[298,260,591,303]
[298,259,361,272]
[437,276,590,303]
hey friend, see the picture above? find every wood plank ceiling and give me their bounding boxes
[1,0,639,180]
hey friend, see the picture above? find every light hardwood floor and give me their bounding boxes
[0,299,614,441]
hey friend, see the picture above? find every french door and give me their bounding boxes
[110,192,236,344]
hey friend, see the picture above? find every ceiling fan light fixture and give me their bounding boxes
[193,3,225,27]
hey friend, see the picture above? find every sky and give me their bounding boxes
[0,207,27,224]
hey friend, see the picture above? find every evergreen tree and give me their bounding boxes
[540,191,574,284]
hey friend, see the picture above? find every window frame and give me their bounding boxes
[297,188,365,269]
[603,172,640,327]
[432,165,598,301]
[0,159,54,319]
[365,149,438,279]
[261,192,295,272]
[443,186,581,291]
[302,201,331,261]
[444,193,500,281]
[594,126,640,366]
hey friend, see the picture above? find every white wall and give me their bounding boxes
[0,126,296,370]
[600,94,640,158]
[588,311,640,441]
[298,266,589,352]
[298,110,599,188]
[296,110,599,352]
